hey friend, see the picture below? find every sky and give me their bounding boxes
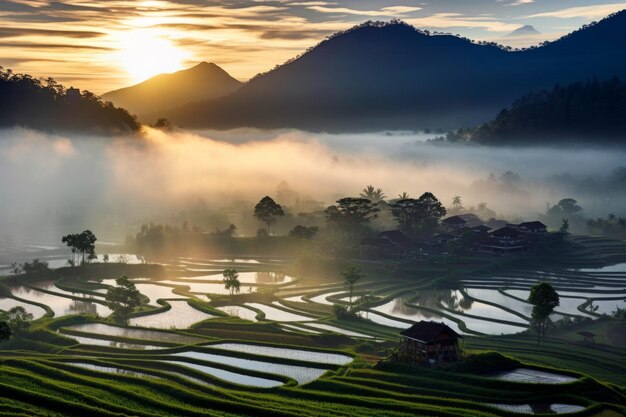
[1,0,625,94]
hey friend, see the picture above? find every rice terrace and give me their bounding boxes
[0,228,625,417]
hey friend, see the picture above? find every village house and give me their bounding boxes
[399,321,463,365]
[478,226,527,255]
[517,221,548,234]
[441,215,467,231]
[360,230,414,258]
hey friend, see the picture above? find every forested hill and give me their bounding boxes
[0,68,139,134]
[443,78,626,145]
[163,11,626,132]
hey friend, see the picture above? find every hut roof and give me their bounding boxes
[400,321,462,343]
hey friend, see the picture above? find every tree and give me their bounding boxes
[342,266,364,311]
[106,276,142,324]
[359,185,386,203]
[254,196,285,235]
[0,306,33,335]
[357,292,373,318]
[0,321,11,342]
[223,268,241,296]
[390,192,447,235]
[559,219,570,235]
[528,282,560,343]
[397,192,410,200]
[325,198,379,240]
[61,230,97,265]
[450,195,464,214]
[289,225,319,240]
[547,198,583,219]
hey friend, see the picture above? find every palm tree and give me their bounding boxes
[397,192,410,200]
[359,185,386,203]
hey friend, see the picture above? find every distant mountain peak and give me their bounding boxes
[102,62,242,119]
[507,25,541,37]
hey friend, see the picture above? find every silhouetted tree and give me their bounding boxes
[528,282,560,343]
[359,185,386,203]
[548,198,583,218]
[223,268,241,296]
[451,78,626,144]
[342,266,364,311]
[61,230,97,265]
[391,192,447,235]
[254,196,285,235]
[449,195,464,214]
[559,219,570,235]
[0,321,11,342]
[0,67,139,133]
[325,198,379,240]
[587,214,626,238]
[106,276,142,324]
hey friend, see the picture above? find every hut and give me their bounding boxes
[399,321,463,365]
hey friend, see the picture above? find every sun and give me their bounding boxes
[117,29,189,83]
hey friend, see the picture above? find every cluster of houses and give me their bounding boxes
[361,214,549,258]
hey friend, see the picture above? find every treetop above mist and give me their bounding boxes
[0,68,139,134]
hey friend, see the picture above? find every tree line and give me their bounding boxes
[0,67,139,134]
[440,78,626,145]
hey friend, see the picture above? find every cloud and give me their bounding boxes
[526,3,626,19]
[407,13,520,32]
[507,0,534,6]
[0,27,104,39]
[0,42,111,50]
[307,5,420,17]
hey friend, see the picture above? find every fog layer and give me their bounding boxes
[1,127,624,243]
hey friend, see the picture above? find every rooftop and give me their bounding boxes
[400,321,462,342]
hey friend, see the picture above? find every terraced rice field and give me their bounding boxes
[1,240,625,416]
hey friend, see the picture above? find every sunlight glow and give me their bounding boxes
[117,29,189,83]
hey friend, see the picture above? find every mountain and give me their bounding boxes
[0,68,139,134]
[162,11,626,132]
[506,25,540,37]
[102,62,242,120]
[443,78,626,145]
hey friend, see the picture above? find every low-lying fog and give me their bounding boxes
[1,127,625,243]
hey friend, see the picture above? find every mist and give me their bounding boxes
[1,127,625,244]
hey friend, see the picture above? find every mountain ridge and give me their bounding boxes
[102,61,242,120]
[145,11,626,132]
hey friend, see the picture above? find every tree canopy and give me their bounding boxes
[444,78,626,145]
[0,67,139,133]
[325,197,379,240]
[390,192,447,235]
[222,268,241,296]
[61,230,97,265]
[528,282,560,343]
[254,196,285,235]
[0,306,33,335]
[106,276,142,324]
